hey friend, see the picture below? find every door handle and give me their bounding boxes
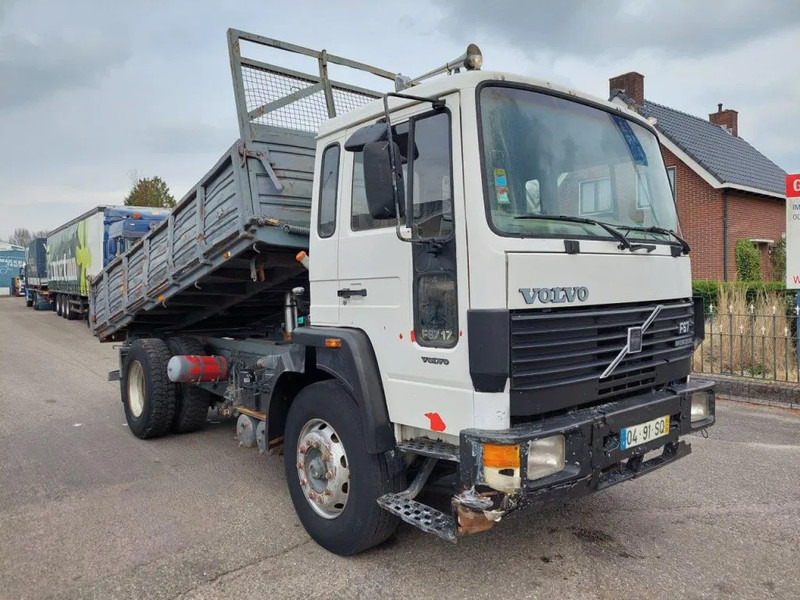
[337,288,367,298]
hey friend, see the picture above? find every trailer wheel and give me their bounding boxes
[284,380,404,555]
[25,298,33,308]
[55,295,63,317]
[122,339,176,439]
[65,296,77,320]
[166,336,212,434]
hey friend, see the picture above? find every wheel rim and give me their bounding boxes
[296,418,350,519]
[127,360,146,418]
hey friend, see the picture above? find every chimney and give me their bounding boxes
[609,72,644,106]
[709,103,738,137]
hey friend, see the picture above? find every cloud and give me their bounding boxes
[433,0,800,59]
[0,33,130,109]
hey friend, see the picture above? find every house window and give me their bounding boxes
[579,178,612,215]
[667,167,676,199]
[637,167,676,209]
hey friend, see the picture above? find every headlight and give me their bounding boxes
[690,391,710,423]
[527,435,565,481]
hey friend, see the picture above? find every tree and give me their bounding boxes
[9,228,31,247]
[735,239,761,282]
[124,174,176,208]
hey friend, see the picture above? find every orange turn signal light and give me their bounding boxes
[324,338,342,348]
[483,444,520,469]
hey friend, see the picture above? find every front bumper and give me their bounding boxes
[453,379,715,534]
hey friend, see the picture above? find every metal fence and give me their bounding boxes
[693,303,800,382]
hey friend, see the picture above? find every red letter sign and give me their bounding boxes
[787,174,800,198]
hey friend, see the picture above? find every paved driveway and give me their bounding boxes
[1,297,798,599]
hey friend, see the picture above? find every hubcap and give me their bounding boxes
[296,418,350,519]
[127,360,146,418]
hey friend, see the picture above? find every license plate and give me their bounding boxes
[620,415,670,450]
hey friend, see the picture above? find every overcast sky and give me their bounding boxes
[1,0,798,240]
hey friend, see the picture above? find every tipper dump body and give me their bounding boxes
[90,30,392,341]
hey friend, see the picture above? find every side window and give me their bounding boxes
[318,144,340,238]
[409,112,453,239]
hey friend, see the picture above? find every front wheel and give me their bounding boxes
[284,380,404,556]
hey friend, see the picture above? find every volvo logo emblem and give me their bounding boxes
[600,305,663,379]
[519,286,589,305]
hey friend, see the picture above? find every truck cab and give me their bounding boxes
[307,67,714,535]
[105,210,167,265]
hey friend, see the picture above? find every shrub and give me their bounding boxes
[735,239,761,282]
[771,237,786,283]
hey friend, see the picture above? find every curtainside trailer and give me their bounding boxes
[48,206,168,321]
[92,30,715,556]
[24,237,50,309]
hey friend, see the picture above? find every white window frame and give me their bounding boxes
[636,172,650,209]
[667,166,676,200]
[579,177,613,216]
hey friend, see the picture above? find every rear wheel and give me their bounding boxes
[284,380,404,555]
[56,294,63,316]
[25,297,33,307]
[65,296,77,320]
[166,336,212,433]
[122,338,176,439]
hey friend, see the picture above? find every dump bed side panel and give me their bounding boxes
[90,29,394,340]
[90,136,315,340]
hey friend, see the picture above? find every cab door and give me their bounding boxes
[308,142,343,325]
[337,94,473,437]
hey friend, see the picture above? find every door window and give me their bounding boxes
[318,144,340,238]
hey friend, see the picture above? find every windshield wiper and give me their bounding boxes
[513,214,655,252]
[618,225,690,255]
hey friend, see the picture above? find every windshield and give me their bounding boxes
[478,85,678,241]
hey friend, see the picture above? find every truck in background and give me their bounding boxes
[24,237,50,309]
[91,30,715,556]
[48,206,168,321]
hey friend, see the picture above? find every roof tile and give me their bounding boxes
[639,100,786,196]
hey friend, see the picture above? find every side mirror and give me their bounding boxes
[107,238,118,258]
[363,141,404,220]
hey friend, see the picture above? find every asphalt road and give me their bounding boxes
[1,297,799,600]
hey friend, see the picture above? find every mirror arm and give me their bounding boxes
[381,92,446,242]
[381,95,407,242]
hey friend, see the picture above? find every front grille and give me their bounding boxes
[510,299,694,416]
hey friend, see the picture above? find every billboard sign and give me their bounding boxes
[786,174,800,289]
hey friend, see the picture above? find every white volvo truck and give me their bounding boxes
[91,30,715,555]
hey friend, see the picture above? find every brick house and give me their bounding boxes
[608,72,786,281]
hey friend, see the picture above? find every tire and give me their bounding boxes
[284,380,404,555]
[25,298,33,307]
[122,338,176,439]
[65,296,77,320]
[33,293,40,311]
[166,336,212,434]
[56,294,63,317]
